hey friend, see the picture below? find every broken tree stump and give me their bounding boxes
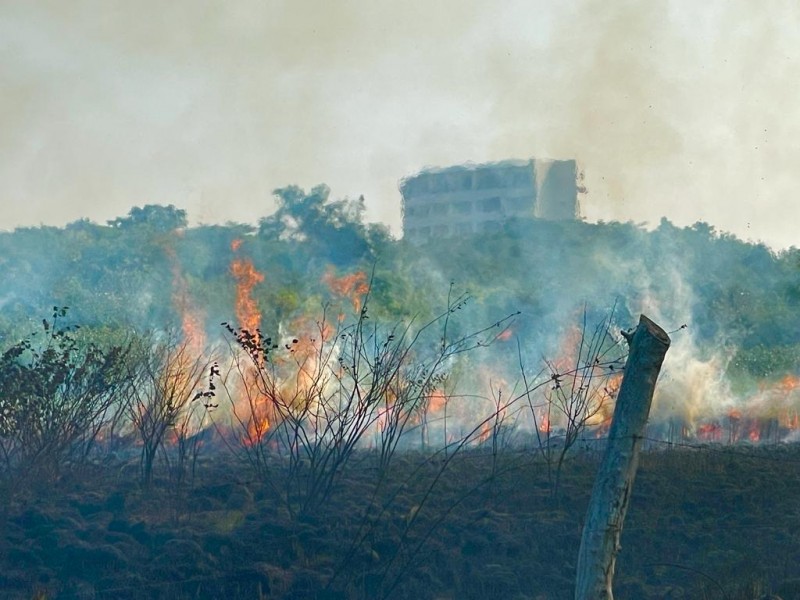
[574,314,671,600]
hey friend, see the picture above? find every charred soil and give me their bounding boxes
[1,444,799,599]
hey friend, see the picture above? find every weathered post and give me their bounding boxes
[575,314,671,600]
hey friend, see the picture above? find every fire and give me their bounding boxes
[238,384,272,448]
[163,243,207,353]
[242,376,273,448]
[282,315,333,403]
[230,239,271,444]
[779,374,800,394]
[783,410,800,430]
[539,413,551,433]
[322,268,369,315]
[586,372,622,432]
[697,422,724,441]
[477,420,491,444]
[748,422,761,442]
[496,328,513,342]
[550,324,584,375]
[428,389,447,414]
[230,240,265,335]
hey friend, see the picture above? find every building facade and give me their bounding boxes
[400,158,580,243]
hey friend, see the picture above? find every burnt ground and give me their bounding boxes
[2,443,800,600]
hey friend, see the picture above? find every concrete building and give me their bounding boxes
[400,158,581,243]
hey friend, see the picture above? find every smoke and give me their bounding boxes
[482,0,800,250]
[1,1,798,247]
[2,0,799,446]
[594,250,736,433]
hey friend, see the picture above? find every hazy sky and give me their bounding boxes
[2,1,799,249]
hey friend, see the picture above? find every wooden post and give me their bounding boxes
[575,314,671,600]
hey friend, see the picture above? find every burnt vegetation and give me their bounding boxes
[0,189,798,598]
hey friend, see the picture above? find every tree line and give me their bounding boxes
[0,186,797,387]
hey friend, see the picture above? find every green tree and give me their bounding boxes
[259,185,375,267]
[107,204,188,232]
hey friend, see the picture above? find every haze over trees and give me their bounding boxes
[0,187,796,388]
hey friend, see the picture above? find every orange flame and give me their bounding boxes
[239,389,271,448]
[230,240,265,335]
[428,389,447,414]
[780,374,800,394]
[496,328,513,342]
[747,421,760,442]
[551,324,584,375]
[230,239,271,443]
[322,268,369,315]
[477,420,491,444]
[697,422,724,441]
[587,373,622,432]
[788,412,799,430]
[163,243,206,353]
[283,315,333,403]
[539,413,551,433]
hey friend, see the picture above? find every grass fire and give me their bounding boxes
[0,196,798,599]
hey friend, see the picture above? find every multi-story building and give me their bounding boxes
[400,158,581,243]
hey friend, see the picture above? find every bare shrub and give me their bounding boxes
[523,306,627,498]
[216,283,519,518]
[122,332,211,486]
[0,307,131,482]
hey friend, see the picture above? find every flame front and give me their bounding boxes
[230,239,270,443]
[231,239,265,336]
